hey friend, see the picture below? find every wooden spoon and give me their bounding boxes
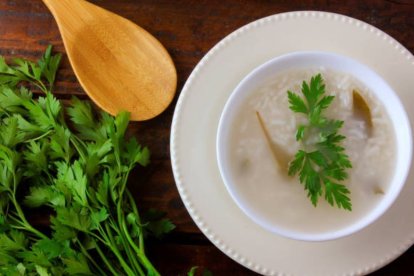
[42,0,177,121]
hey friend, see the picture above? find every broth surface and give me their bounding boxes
[228,68,396,234]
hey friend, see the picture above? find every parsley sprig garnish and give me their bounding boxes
[287,74,352,211]
[0,46,174,275]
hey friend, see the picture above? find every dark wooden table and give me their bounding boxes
[1,0,414,275]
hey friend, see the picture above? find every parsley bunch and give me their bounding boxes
[287,74,352,210]
[0,46,174,275]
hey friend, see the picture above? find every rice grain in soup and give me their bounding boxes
[227,68,396,234]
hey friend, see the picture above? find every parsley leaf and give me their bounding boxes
[0,46,174,275]
[288,74,352,210]
[141,209,176,239]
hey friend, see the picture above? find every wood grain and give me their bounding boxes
[1,0,414,274]
[42,0,177,121]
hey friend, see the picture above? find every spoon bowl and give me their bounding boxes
[43,0,177,121]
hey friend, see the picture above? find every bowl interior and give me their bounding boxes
[217,51,412,241]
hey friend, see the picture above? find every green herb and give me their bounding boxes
[0,46,174,275]
[187,266,213,276]
[287,74,352,210]
[188,266,198,276]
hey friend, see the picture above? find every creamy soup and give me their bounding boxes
[227,68,396,234]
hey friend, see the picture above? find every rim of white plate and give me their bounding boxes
[170,11,414,276]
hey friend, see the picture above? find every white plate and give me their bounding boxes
[170,11,414,276]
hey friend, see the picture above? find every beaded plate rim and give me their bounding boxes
[170,11,414,276]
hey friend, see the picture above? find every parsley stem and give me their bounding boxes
[23,129,53,143]
[114,204,144,275]
[88,230,109,246]
[128,247,145,276]
[116,175,145,273]
[126,190,145,252]
[124,190,159,275]
[103,222,136,276]
[33,81,48,95]
[10,197,48,240]
[9,171,48,240]
[117,223,143,276]
[125,237,145,275]
[121,215,159,275]
[113,177,147,275]
[76,238,108,276]
[95,241,119,275]
[69,136,87,162]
